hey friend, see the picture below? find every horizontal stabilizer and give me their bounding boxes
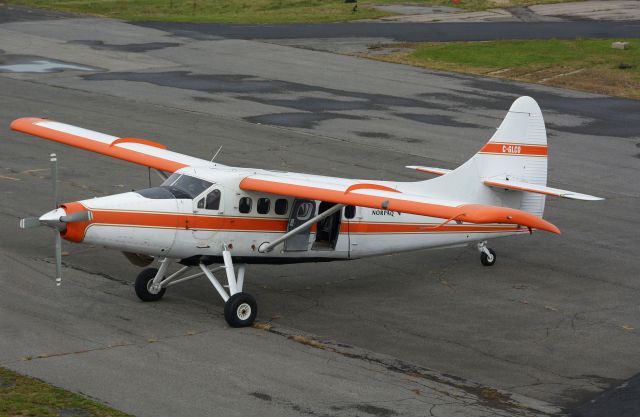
[484,179,603,201]
[406,166,452,176]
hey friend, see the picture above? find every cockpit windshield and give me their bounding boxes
[161,173,213,199]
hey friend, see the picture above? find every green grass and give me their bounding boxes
[4,0,584,23]
[374,39,640,99]
[411,39,639,69]
[420,0,584,10]
[0,367,131,417]
[6,0,388,23]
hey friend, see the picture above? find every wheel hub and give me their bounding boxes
[237,302,252,321]
[147,281,162,295]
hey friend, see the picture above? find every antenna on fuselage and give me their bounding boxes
[211,145,223,162]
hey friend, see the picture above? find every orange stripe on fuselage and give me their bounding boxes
[62,207,526,243]
[478,142,548,157]
[90,210,289,232]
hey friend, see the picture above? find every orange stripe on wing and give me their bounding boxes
[344,183,400,194]
[342,223,522,234]
[110,137,167,149]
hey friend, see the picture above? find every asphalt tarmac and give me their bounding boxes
[1,6,639,417]
[137,20,640,42]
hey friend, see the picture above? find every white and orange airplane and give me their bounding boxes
[12,96,601,327]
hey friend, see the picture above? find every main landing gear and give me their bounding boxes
[477,240,496,266]
[134,245,256,327]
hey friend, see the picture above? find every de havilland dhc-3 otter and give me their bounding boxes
[12,96,602,327]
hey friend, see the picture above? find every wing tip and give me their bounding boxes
[567,194,604,201]
[459,204,562,235]
[10,117,48,132]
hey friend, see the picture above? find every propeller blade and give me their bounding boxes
[54,231,62,286]
[60,211,92,223]
[51,153,58,209]
[19,217,41,229]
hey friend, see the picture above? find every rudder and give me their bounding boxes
[472,96,548,217]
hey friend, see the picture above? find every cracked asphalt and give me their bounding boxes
[1,5,639,417]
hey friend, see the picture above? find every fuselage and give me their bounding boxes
[59,165,527,264]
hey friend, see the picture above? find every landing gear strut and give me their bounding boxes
[133,246,256,327]
[477,241,496,266]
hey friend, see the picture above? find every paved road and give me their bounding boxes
[137,20,640,42]
[1,7,639,417]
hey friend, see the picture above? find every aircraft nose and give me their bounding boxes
[58,202,93,243]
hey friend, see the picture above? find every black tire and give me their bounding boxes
[135,268,166,302]
[224,292,257,328]
[480,248,497,266]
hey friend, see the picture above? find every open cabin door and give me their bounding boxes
[284,199,316,252]
[312,202,342,250]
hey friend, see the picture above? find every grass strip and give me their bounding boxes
[4,0,583,24]
[369,39,640,99]
[0,366,132,417]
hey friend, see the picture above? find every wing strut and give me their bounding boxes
[258,204,345,253]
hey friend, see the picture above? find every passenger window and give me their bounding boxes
[344,205,356,219]
[239,197,252,214]
[296,202,314,220]
[197,198,205,209]
[257,198,270,214]
[275,199,288,215]
[205,189,221,210]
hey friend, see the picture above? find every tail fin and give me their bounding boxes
[407,96,549,217]
[473,96,548,217]
[403,96,601,225]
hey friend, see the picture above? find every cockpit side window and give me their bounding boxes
[161,174,213,199]
[197,189,221,210]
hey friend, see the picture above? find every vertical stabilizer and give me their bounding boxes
[474,96,548,216]
[406,96,549,217]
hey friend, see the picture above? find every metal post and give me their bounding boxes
[222,246,237,295]
[158,265,189,287]
[152,257,171,285]
[236,265,246,292]
[200,263,229,302]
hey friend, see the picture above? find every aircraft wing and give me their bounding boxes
[10,118,213,172]
[240,174,561,234]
